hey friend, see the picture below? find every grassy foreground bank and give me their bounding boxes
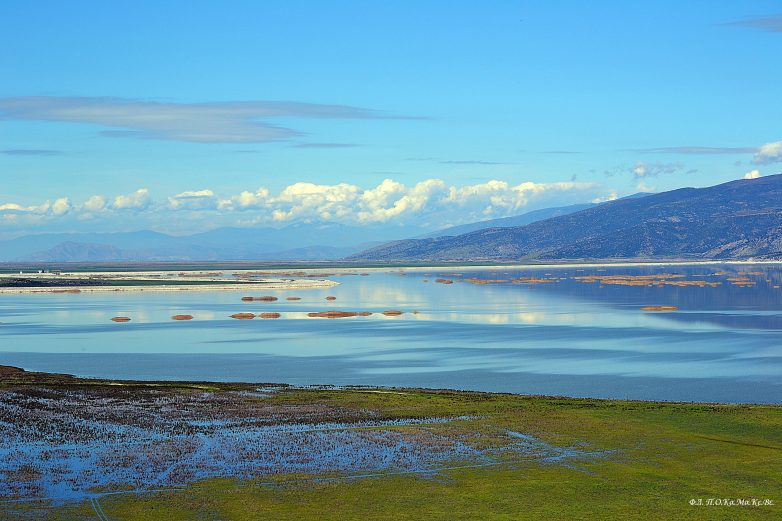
[1,367,780,520]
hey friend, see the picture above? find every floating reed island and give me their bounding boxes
[307,311,374,318]
[640,306,678,312]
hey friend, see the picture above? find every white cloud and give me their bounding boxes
[743,169,761,180]
[83,195,106,212]
[753,141,782,165]
[444,180,592,216]
[224,188,270,210]
[0,201,51,214]
[270,182,360,221]
[592,191,618,203]
[631,161,684,178]
[168,189,218,210]
[636,180,656,192]
[113,188,151,210]
[357,179,446,222]
[51,197,71,216]
[0,177,598,231]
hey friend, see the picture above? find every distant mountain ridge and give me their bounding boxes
[350,175,782,262]
[417,203,596,238]
[418,193,651,239]
[0,224,397,262]
[1,196,653,263]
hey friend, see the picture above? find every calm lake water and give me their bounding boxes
[1,264,781,403]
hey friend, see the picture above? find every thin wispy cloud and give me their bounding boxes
[631,162,686,178]
[2,148,63,156]
[542,150,581,155]
[0,96,417,144]
[604,162,687,178]
[439,160,507,165]
[405,157,508,165]
[291,143,360,149]
[631,146,756,155]
[723,14,782,33]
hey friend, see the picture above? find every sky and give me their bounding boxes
[1,0,781,238]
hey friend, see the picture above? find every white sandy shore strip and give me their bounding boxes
[2,260,778,282]
[206,259,782,276]
[0,279,339,294]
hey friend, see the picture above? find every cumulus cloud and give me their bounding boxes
[51,197,71,216]
[0,201,51,214]
[592,191,618,204]
[168,189,218,210]
[743,169,761,180]
[753,140,782,165]
[0,178,598,231]
[635,180,655,193]
[226,188,271,210]
[113,188,151,210]
[358,179,447,222]
[270,182,360,221]
[0,96,414,144]
[83,195,106,212]
[444,180,593,215]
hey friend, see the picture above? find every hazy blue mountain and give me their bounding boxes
[23,242,132,262]
[418,193,651,239]
[256,243,383,261]
[418,203,596,239]
[0,231,173,261]
[2,223,410,262]
[350,176,782,262]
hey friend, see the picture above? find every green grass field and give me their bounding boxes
[2,376,780,520]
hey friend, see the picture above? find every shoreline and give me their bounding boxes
[0,277,339,294]
[2,258,780,275]
[0,364,782,404]
[2,365,778,407]
[245,259,782,275]
[0,259,776,291]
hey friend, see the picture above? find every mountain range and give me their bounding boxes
[350,175,782,262]
[4,176,779,263]
[1,198,633,263]
[0,224,392,262]
[416,193,651,239]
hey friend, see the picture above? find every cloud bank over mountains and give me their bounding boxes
[0,178,596,234]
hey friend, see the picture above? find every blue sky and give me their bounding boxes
[1,0,781,237]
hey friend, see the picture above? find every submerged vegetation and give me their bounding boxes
[0,367,780,520]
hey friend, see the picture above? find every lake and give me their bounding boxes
[1,263,781,403]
